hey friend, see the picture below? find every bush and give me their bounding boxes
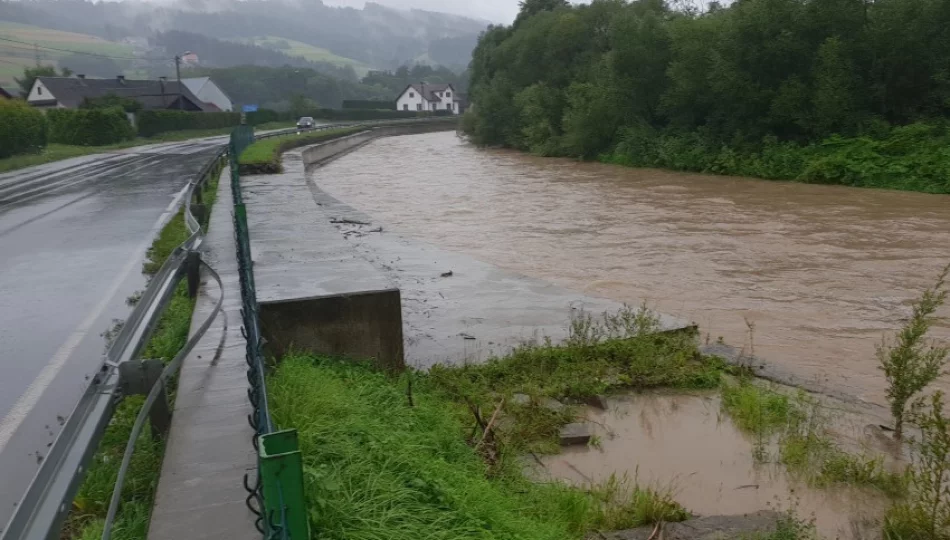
[0,99,47,158]
[341,99,395,110]
[245,108,282,126]
[137,110,241,137]
[47,107,134,146]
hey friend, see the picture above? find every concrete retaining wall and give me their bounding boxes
[247,123,453,372]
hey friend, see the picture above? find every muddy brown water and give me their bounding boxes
[315,132,950,408]
[541,393,888,539]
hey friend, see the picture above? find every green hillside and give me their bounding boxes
[249,36,372,76]
[0,21,135,88]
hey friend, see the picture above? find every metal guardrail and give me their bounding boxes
[1,116,457,540]
[0,144,229,540]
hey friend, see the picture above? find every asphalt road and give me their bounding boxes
[0,137,228,527]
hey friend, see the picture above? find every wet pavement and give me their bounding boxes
[0,137,226,527]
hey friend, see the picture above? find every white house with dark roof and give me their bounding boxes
[395,83,459,114]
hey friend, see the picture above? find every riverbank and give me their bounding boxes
[265,316,912,539]
[598,122,950,194]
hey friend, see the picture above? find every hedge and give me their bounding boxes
[238,127,364,175]
[47,107,134,146]
[137,110,241,137]
[342,100,395,110]
[0,99,47,158]
[245,107,422,124]
[246,109,281,126]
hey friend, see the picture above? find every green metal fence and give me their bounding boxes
[230,126,308,540]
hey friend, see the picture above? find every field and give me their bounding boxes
[249,36,372,76]
[0,21,135,88]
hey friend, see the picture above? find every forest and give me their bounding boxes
[464,0,950,193]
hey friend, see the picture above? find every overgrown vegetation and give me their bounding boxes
[47,107,135,146]
[269,354,689,540]
[465,0,950,193]
[879,264,950,440]
[884,392,950,540]
[64,168,221,540]
[720,379,910,499]
[237,127,363,174]
[0,99,47,158]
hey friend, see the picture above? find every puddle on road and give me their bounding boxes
[539,392,889,539]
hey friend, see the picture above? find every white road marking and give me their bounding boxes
[0,184,190,453]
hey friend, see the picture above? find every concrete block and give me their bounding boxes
[259,289,405,372]
[559,422,593,446]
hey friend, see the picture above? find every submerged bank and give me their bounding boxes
[311,132,950,407]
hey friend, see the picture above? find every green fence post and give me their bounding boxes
[260,430,309,540]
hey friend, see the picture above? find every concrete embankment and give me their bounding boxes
[243,125,691,368]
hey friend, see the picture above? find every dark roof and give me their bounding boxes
[404,83,455,102]
[0,87,12,99]
[34,77,214,111]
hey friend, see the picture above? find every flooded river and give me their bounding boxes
[316,132,950,407]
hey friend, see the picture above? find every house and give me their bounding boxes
[182,77,233,112]
[26,75,215,111]
[395,83,460,114]
[0,87,12,99]
[180,51,199,66]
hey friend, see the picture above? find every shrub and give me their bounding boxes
[0,99,47,158]
[137,110,241,137]
[47,107,134,146]
[245,108,282,126]
[341,99,395,110]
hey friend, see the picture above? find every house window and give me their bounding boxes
[409,92,414,98]
[37,86,42,95]
[445,91,451,97]
[416,103,422,111]
[403,104,408,110]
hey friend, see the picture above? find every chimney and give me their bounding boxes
[117,75,126,84]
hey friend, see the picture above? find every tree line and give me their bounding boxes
[464,0,950,193]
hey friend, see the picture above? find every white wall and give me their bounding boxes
[27,79,57,105]
[396,87,428,112]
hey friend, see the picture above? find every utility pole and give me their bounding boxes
[175,55,183,110]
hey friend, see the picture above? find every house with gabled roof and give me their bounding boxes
[395,83,460,114]
[26,75,215,111]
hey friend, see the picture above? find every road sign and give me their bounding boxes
[242,104,259,113]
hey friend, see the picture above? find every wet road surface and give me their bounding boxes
[314,132,950,406]
[0,137,225,525]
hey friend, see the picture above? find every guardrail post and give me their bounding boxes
[259,430,309,540]
[186,250,201,299]
[118,359,171,440]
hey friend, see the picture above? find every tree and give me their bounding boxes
[878,264,950,440]
[514,0,569,27]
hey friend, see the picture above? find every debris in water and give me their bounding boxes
[441,270,454,278]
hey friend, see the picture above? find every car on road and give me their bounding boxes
[297,116,315,130]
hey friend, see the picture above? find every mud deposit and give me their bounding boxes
[540,393,890,539]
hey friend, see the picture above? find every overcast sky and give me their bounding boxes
[323,0,521,24]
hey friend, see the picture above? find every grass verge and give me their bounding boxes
[269,354,689,539]
[0,123,293,175]
[62,170,221,540]
[237,127,363,174]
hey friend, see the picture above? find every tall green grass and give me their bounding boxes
[238,127,363,174]
[269,355,688,539]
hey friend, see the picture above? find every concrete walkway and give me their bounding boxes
[148,168,257,540]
